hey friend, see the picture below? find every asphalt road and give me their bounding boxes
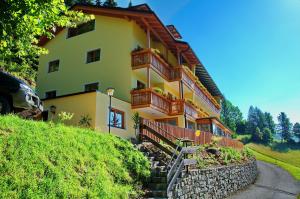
[230,161,300,199]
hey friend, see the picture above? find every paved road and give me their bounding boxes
[230,161,300,199]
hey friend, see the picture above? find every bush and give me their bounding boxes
[0,115,150,198]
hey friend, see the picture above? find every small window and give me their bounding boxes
[109,108,125,129]
[67,20,95,38]
[85,82,99,92]
[86,49,101,63]
[45,91,56,99]
[48,60,59,73]
[137,80,146,89]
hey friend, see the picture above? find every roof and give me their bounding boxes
[195,65,223,98]
[166,25,182,39]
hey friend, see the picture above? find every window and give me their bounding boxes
[86,49,101,63]
[45,91,56,99]
[85,82,99,92]
[67,20,95,38]
[197,124,211,132]
[187,121,195,130]
[48,60,59,73]
[109,108,125,129]
[137,80,145,89]
[156,118,178,126]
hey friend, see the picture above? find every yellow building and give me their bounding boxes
[37,4,230,139]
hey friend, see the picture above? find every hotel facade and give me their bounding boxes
[37,4,232,139]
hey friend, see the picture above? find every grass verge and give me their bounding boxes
[0,115,150,198]
[247,143,300,167]
[248,148,300,180]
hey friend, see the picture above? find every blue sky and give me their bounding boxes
[119,0,300,123]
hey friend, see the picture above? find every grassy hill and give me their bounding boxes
[247,143,300,180]
[0,115,150,198]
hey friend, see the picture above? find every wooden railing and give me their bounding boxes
[141,119,243,149]
[131,89,199,119]
[131,49,221,114]
[132,49,172,80]
[131,88,170,115]
[218,137,244,149]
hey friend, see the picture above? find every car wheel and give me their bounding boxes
[0,96,12,115]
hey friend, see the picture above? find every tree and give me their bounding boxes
[128,0,133,7]
[246,106,256,134]
[262,128,273,145]
[252,127,263,142]
[103,0,118,7]
[220,99,243,133]
[293,123,300,140]
[236,120,247,134]
[1,0,93,82]
[96,0,102,6]
[264,112,276,134]
[65,0,93,7]
[277,112,293,143]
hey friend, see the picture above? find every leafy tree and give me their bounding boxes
[262,128,273,145]
[65,0,93,7]
[103,0,118,7]
[277,112,293,143]
[293,123,300,140]
[220,99,243,133]
[236,120,247,134]
[1,0,93,82]
[252,127,263,142]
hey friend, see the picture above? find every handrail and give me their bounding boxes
[166,147,198,196]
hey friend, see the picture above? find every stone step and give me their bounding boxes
[146,191,167,198]
[151,176,167,183]
[148,183,167,190]
[151,169,167,177]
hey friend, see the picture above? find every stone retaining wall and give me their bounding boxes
[170,159,257,199]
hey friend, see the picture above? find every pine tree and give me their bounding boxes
[96,0,102,6]
[264,112,276,134]
[128,0,133,7]
[293,123,300,141]
[103,0,117,7]
[277,112,293,143]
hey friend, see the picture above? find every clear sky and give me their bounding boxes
[119,0,300,124]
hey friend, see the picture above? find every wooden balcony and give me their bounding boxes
[132,49,173,80]
[131,88,199,118]
[131,49,221,115]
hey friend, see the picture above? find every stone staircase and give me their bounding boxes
[138,143,171,199]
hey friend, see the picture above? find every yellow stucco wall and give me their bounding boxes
[43,92,97,128]
[94,92,135,139]
[37,15,141,103]
[43,91,136,139]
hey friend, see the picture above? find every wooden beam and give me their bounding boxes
[141,18,169,47]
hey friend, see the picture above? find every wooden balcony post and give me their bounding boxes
[177,48,181,65]
[147,67,151,88]
[147,28,151,49]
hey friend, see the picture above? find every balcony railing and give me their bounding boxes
[131,49,221,114]
[131,88,199,118]
[132,49,172,80]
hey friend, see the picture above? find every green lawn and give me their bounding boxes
[247,144,300,180]
[0,115,150,198]
[247,143,300,167]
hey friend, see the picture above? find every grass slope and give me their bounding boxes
[247,144,300,180]
[0,115,150,199]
